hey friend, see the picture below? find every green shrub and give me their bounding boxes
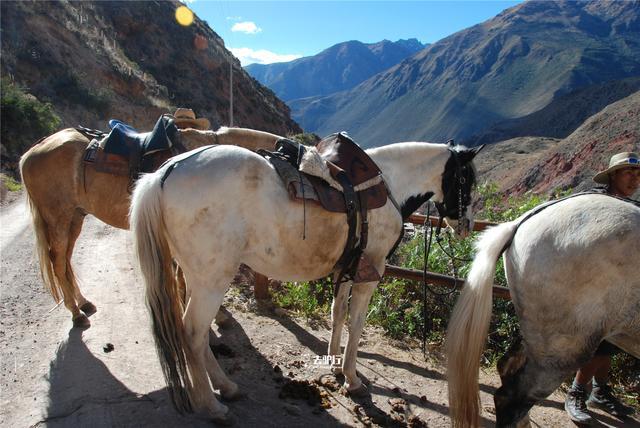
[1,78,61,173]
[0,174,22,191]
[272,277,333,319]
[289,132,320,146]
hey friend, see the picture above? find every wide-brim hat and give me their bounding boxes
[593,151,640,184]
[172,108,210,130]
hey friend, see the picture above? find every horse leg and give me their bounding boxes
[341,280,377,393]
[182,283,232,422]
[177,264,228,329]
[494,349,576,428]
[66,209,96,316]
[49,224,87,328]
[328,280,351,375]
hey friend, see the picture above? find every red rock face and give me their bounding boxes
[489,91,640,198]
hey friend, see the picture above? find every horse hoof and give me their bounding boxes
[72,314,91,329]
[80,302,97,316]
[214,311,230,328]
[345,382,368,397]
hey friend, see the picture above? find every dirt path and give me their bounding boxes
[0,191,637,427]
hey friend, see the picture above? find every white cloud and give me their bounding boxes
[230,47,302,66]
[231,21,262,34]
[226,16,242,21]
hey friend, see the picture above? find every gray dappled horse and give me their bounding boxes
[447,194,639,427]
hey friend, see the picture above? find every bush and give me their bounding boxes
[1,78,61,173]
[272,277,333,319]
[289,132,320,146]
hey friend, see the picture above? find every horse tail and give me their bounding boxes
[446,221,518,428]
[19,150,64,303]
[129,171,194,413]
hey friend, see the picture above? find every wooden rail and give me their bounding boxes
[384,215,509,299]
[383,265,511,300]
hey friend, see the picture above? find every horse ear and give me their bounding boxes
[472,144,485,157]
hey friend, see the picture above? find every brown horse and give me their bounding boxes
[19,125,282,328]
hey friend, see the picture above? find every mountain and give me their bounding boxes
[463,76,640,146]
[0,0,301,135]
[245,39,425,102]
[293,0,640,147]
[475,90,640,196]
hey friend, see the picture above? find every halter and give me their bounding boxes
[435,146,473,236]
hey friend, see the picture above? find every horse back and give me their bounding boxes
[20,128,88,192]
[506,195,639,357]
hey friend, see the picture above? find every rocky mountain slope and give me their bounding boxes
[476,89,640,196]
[464,76,640,146]
[0,0,301,134]
[293,0,640,147]
[245,39,425,102]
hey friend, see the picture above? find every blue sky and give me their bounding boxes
[187,1,523,65]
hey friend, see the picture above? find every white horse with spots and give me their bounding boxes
[129,141,481,422]
[446,194,640,427]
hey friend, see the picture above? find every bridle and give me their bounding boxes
[434,146,474,236]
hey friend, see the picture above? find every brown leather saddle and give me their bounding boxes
[259,132,389,285]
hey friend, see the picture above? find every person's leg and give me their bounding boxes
[587,342,633,418]
[566,358,599,424]
[565,343,614,425]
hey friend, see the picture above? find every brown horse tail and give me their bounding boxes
[19,150,64,303]
[446,222,518,427]
[129,171,194,413]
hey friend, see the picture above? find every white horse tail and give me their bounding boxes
[19,150,63,303]
[446,221,518,428]
[130,172,194,413]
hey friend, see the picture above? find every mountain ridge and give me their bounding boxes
[245,38,425,102]
[292,0,640,147]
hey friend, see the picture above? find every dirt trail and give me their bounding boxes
[0,191,637,427]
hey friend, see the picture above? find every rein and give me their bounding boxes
[420,204,467,356]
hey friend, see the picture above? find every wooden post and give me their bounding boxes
[254,273,270,300]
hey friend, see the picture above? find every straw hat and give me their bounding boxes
[172,108,210,130]
[593,152,640,184]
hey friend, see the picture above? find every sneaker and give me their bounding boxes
[587,384,633,418]
[565,384,593,425]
